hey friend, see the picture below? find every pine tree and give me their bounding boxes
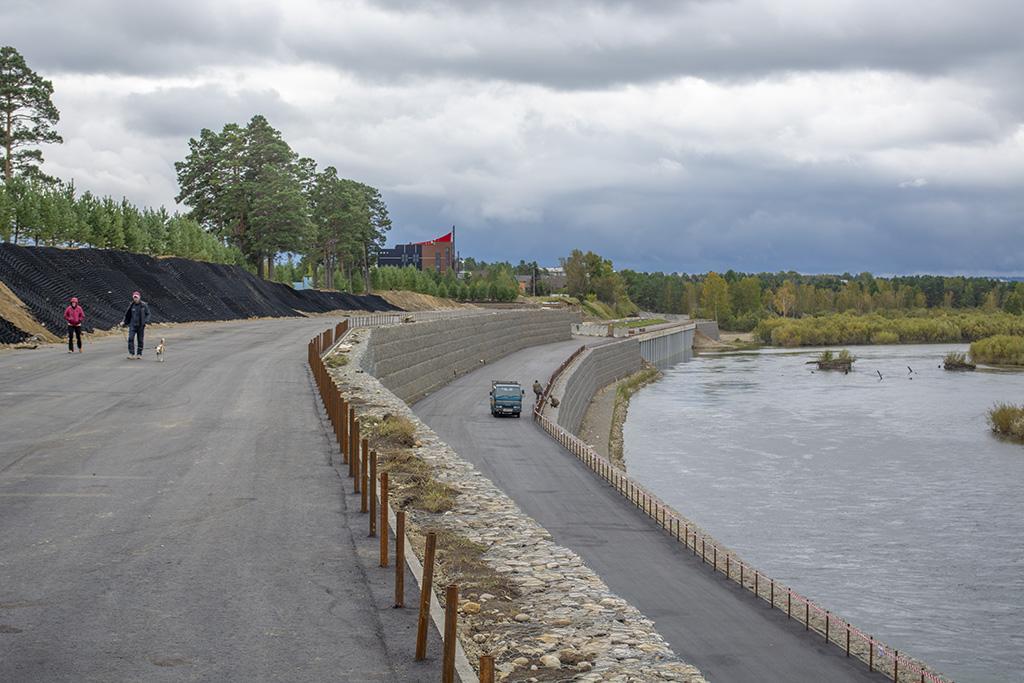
[0,46,62,184]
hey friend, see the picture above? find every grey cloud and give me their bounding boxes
[5,0,1024,88]
[122,86,304,138]
[3,0,281,76]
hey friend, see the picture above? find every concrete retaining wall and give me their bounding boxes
[695,320,720,340]
[554,340,642,435]
[361,309,577,403]
[638,326,694,367]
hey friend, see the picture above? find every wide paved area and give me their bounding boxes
[0,319,437,682]
[414,338,883,683]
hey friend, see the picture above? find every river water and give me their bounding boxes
[623,344,1024,683]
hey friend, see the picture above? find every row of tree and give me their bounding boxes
[372,264,520,301]
[620,270,1024,330]
[0,179,242,263]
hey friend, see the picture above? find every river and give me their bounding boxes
[623,343,1024,683]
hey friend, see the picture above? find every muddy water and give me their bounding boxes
[623,344,1024,683]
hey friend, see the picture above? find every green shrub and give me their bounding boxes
[970,335,1024,366]
[870,331,900,344]
[755,311,1024,347]
[989,403,1024,440]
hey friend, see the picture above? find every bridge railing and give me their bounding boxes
[532,375,949,683]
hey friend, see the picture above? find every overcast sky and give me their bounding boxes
[5,0,1023,274]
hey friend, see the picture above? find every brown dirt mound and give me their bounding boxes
[378,290,470,311]
[0,281,58,342]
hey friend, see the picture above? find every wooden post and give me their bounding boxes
[479,654,494,683]
[353,436,360,494]
[369,449,377,537]
[379,472,389,567]
[770,579,774,608]
[341,399,349,465]
[360,441,369,513]
[349,410,357,473]
[395,510,405,608]
[825,611,830,643]
[805,602,810,631]
[893,650,899,682]
[415,532,436,660]
[869,637,874,671]
[443,584,458,683]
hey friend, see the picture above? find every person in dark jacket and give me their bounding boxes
[122,291,151,359]
[532,379,544,403]
[63,296,85,353]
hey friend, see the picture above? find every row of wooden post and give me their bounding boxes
[312,327,496,682]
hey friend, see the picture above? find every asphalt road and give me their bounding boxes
[0,319,439,682]
[414,338,883,683]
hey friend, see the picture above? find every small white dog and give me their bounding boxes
[155,338,166,362]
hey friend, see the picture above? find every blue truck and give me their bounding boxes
[490,380,525,417]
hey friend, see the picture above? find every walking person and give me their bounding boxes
[122,291,151,359]
[63,296,85,353]
[532,379,544,405]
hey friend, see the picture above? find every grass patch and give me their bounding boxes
[325,353,349,368]
[580,298,616,320]
[943,351,976,370]
[615,317,667,329]
[970,335,1024,366]
[421,528,518,600]
[989,403,1024,440]
[366,414,418,448]
[378,449,458,513]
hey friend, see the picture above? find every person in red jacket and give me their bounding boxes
[64,296,85,353]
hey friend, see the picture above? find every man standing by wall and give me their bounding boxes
[63,296,84,353]
[122,291,150,359]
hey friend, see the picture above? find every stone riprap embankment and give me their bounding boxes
[329,324,705,682]
[549,339,643,435]
[360,309,578,403]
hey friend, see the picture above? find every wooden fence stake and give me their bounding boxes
[415,532,437,660]
[443,584,458,683]
[360,441,369,513]
[379,471,389,567]
[369,449,377,537]
[479,654,494,683]
[394,510,405,607]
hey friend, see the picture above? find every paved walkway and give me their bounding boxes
[0,319,439,682]
[414,338,883,683]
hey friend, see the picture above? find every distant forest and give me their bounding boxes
[620,270,1024,331]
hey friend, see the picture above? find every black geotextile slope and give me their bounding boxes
[0,316,28,344]
[0,244,399,342]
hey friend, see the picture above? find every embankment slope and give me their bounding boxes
[0,244,398,343]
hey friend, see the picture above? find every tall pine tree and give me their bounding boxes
[0,46,62,184]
